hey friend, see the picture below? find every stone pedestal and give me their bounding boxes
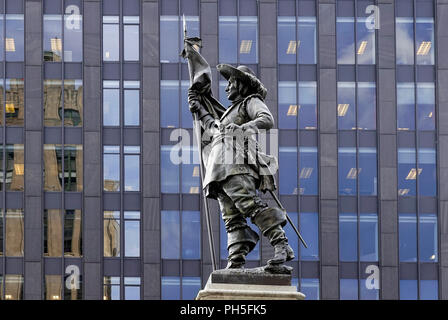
[196,268,305,300]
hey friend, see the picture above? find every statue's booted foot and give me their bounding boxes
[267,243,295,265]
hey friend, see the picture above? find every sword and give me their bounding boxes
[183,14,219,271]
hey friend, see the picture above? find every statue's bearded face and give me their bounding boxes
[225,77,242,102]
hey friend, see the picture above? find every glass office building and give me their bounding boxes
[0,0,445,300]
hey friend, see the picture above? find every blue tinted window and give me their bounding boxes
[279,147,298,195]
[160,16,179,63]
[399,213,417,262]
[103,84,120,126]
[359,213,378,261]
[420,280,438,300]
[356,18,375,64]
[124,89,140,126]
[359,147,377,196]
[182,277,201,300]
[299,147,318,195]
[124,154,140,191]
[124,220,140,257]
[298,17,316,64]
[396,18,414,65]
[124,25,139,61]
[300,212,319,260]
[161,146,180,193]
[103,146,120,192]
[219,16,237,63]
[182,211,201,259]
[337,17,355,64]
[418,148,436,196]
[161,80,180,128]
[340,279,358,300]
[181,147,200,194]
[360,279,379,300]
[299,82,317,129]
[301,278,319,300]
[400,280,418,300]
[64,9,82,62]
[278,17,296,64]
[398,148,416,196]
[278,82,297,129]
[162,277,180,300]
[338,147,357,196]
[339,213,358,261]
[397,83,415,131]
[417,83,435,130]
[181,81,193,129]
[338,82,356,130]
[415,18,434,65]
[44,15,62,62]
[103,21,119,61]
[6,15,24,62]
[161,210,180,259]
[419,213,438,262]
[239,16,258,64]
[357,83,376,130]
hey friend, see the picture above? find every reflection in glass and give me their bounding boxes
[45,275,62,300]
[161,145,180,193]
[161,80,180,128]
[338,82,356,130]
[417,83,435,130]
[44,15,62,62]
[299,147,318,195]
[182,211,201,259]
[160,16,199,63]
[419,213,438,262]
[44,144,62,191]
[64,274,82,300]
[396,18,414,65]
[124,25,139,61]
[359,147,377,196]
[359,213,378,261]
[300,212,319,260]
[64,145,83,191]
[182,277,201,300]
[5,79,24,126]
[397,83,415,131]
[124,89,140,126]
[398,148,416,196]
[338,147,356,195]
[0,80,3,125]
[6,15,24,62]
[181,81,193,128]
[339,213,357,261]
[162,277,180,300]
[279,147,298,195]
[161,210,180,259]
[418,148,436,196]
[5,144,24,191]
[219,16,237,63]
[103,19,119,61]
[181,147,199,194]
[420,280,438,300]
[299,82,317,129]
[44,79,63,126]
[337,17,355,64]
[416,18,434,65]
[103,276,120,300]
[400,279,418,300]
[340,279,358,300]
[125,211,140,257]
[104,211,120,257]
[356,18,375,64]
[64,210,82,257]
[64,9,83,62]
[103,81,120,126]
[239,16,258,64]
[298,17,317,64]
[300,278,319,300]
[5,210,24,257]
[44,209,63,257]
[357,83,376,130]
[63,80,83,127]
[360,281,379,300]
[124,154,140,191]
[278,17,296,64]
[103,146,120,191]
[278,81,297,129]
[399,213,417,262]
[124,277,141,300]
[1,275,23,300]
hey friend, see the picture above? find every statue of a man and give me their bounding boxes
[188,64,294,269]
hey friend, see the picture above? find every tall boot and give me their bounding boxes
[226,226,259,269]
[251,207,295,265]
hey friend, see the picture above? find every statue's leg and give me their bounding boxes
[221,174,294,265]
[217,191,259,269]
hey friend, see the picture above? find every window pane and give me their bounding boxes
[64,80,83,127]
[103,88,120,126]
[338,82,356,130]
[44,209,63,257]
[337,17,355,64]
[181,81,193,128]
[5,210,24,257]
[161,211,180,259]
[415,18,434,65]
[124,25,139,61]
[299,81,317,129]
[125,220,140,257]
[182,211,201,259]
[0,80,3,125]
[45,275,62,300]
[356,18,375,64]
[398,148,416,197]
[162,277,180,300]
[359,213,378,261]
[2,275,23,300]
[64,274,82,300]
[400,280,418,300]
[299,212,319,260]
[301,278,319,300]
[178,16,199,64]
[6,79,24,126]
[340,279,358,300]
[0,17,3,61]
[161,80,180,128]
[124,154,140,191]
[44,15,62,62]
[338,147,357,195]
[161,145,180,193]
[44,144,63,191]
[124,286,140,300]
[420,280,438,300]
[239,16,258,63]
[399,213,417,262]
[182,277,201,300]
[298,17,316,64]
[419,213,438,262]
[64,145,83,192]
[160,16,179,63]
[181,148,200,194]
[339,213,358,261]
[124,90,140,126]
[397,83,415,131]
[418,148,436,196]
[357,83,376,130]
[278,17,296,64]
[103,276,120,300]
[396,17,414,65]
[6,15,24,62]
[44,79,63,126]
[359,147,377,196]
[103,149,120,191]
[103,23,119,61]
[278,81,297,129]
[5,144,24,191]
[104,211,120,257]
[219,16,237,63]
[64,210,82,257]
[299,147,318,195]
[64,9,83,62]
[417,83,435,131]
[279,147,298,195]
[360,280,379,300]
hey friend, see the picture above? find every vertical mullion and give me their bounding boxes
[177,0,183,300]
[119,0,124,300]
[60,0,66,300]
[2,1,6,299]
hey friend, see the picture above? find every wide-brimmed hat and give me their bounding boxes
[216,64,267,99]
